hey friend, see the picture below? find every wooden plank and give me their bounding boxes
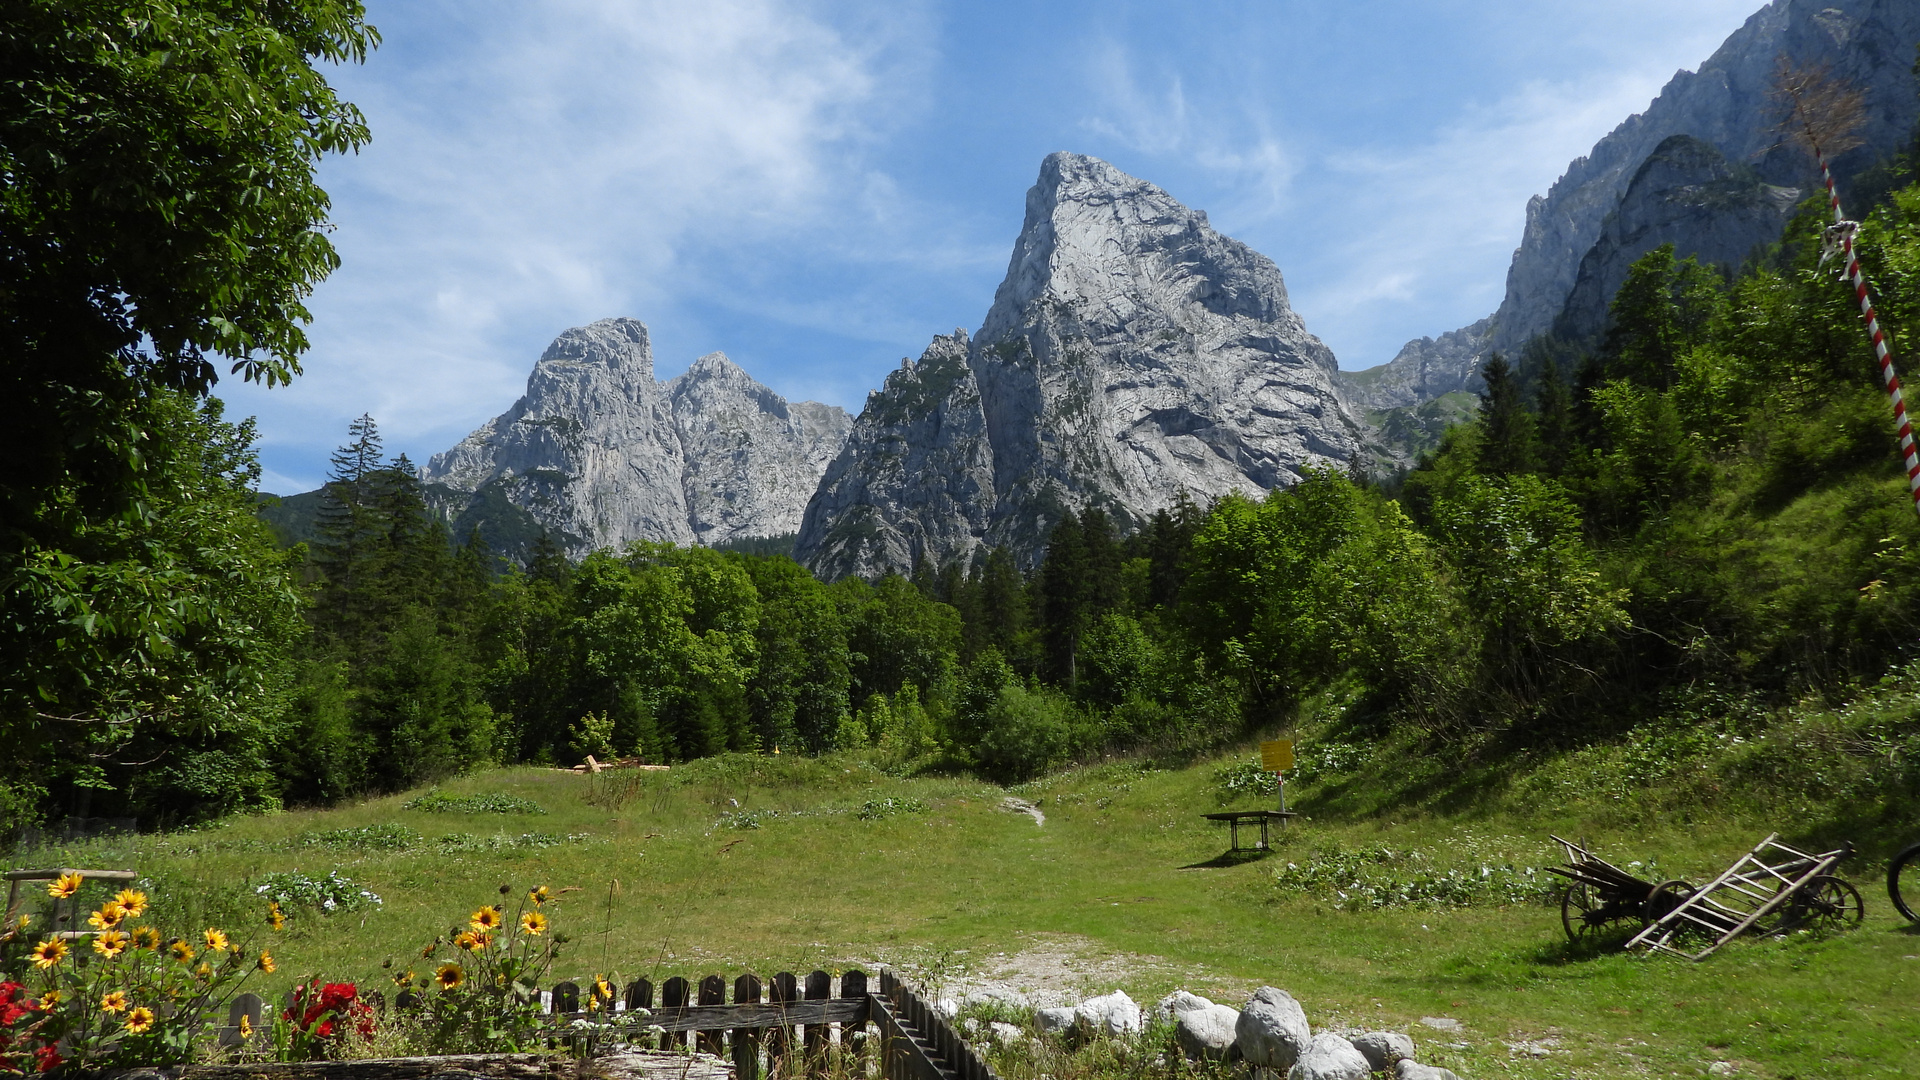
[3,867,139,882]
[660,978,689,1050]
[551,982,579,1016]
[840,970,870,1064]
[732,973,763,1080]
[624,979,653,1014]
[871,996,948,1080]
[804,969,831,1075]
[696,975,726,1058]
[769,971,797,1062]
[91,1051,730,1080]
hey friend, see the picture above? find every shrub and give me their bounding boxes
[403,790,546,815]
[252,871,382,913]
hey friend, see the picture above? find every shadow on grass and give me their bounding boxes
[1179,848,1277,870]
[1526,931,1639,966]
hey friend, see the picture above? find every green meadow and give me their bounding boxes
[16,702,1920,1080]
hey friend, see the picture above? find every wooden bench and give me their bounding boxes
[1201,810,1297,852]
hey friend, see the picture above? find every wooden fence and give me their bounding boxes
[231,968,993,1080]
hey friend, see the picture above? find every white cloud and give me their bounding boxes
[223,0,932,489]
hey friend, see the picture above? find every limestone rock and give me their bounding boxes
[1153,990,1216,1023]
[1175,1003,1241,1062]
[1236,987,1312,1072]
[1349,1031,1416,1072]
[1393,1061,1465,1080]
[1553,135,1799,346]
[1075,990,1142,1037]
[1288,1033,1372,1080]
[798,152,1363,576]
[423,319,850,558]
[1033,1006,1078,1034]
[988,1021,1026,1045]
[1334,318,1491,414]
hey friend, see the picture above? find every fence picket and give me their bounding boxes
[697,975,726,1057]
[769,971,798,1065]
[661,977,690,1050]
[732,973,763,1080]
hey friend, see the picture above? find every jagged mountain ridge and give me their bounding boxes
[1341,0,1920,416]
[421,319,851,555]
[795,152,1363,579]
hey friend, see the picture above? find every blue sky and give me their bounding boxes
[221,0,1766,494]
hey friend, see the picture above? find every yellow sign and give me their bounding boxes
[1260,739,1294,773]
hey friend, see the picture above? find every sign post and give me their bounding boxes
[1260,739,1294,820]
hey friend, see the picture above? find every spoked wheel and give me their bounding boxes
[1643,879,1697,928]
[1561,883,1619,941]
[1889,842,1920,923]
[1778,874,1865,934]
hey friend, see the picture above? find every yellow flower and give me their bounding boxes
[38,991,62,1010]
[469,906,502,932]
[529,886,550,906]
[435,963,464,990]
[114,889,148,918]
[100,990,128,1013]
[257,950,275,974]
[596,977,614,1001]
[92,930,130,958]
[196,961,213,979]
[393,969,415,988]
[88,900,127,930]
[13,914,30,933]
[126,1006,156,1035]
[169,939,195,963]
[238,1014,253,1039]
[203,928,229,952]
[133,926,162,951]
[453,931,481,953]
[267,903,287,931]
[30,938,67,968]
[48,872,83,899]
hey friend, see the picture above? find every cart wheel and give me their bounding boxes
[1643,880,1697,927]
[1779,874,1864,933]
[1561,883,1604,941]
[1889,841,1920,922]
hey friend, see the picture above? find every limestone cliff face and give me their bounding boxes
[795,152,1364,576]
[1486,0,1920,356]
[423,319,850,555]
[1335,0,1920,418]
[1554,135,1801,345]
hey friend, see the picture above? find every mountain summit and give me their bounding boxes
[423,319,850,554]
[795,152,1363,578]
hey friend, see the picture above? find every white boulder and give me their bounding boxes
[1349,1031,1417,1071]
[1236,987,1312,1072]
[1175,1003,1242,1061]
[1288,1033,1371,1080]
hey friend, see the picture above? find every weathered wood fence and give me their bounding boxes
[230,968,993,1080]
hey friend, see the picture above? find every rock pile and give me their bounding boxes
[1022,986,1464,1080]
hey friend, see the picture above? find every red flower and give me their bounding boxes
[33,1046,62,1073]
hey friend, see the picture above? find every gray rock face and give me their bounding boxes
[795,331,995,580]
[1553,135,1800,345]
[1349,1031,1417,1072]
[1075,990,1142,1036]
[1393,1061,1464,1080]
[1288,1033,1372,1080]
[1175,1003,1242,1062]
[1236,986,1313,1073]
[1335,318,1492,413]
[1336,0,1920,411]
[423,319,850,556]
[1483,0,1920,358]
[797,152,1363,576]
[1033,1006,1078,1034]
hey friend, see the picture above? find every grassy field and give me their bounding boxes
[13,718,1920,1080]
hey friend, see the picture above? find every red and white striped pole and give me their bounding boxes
[1817,150,1920,513]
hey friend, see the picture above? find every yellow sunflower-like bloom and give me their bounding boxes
[453,931,481,952]
[196,961,213,979]
[133,926,162,951]
[12,914,30,933]
[100,990,128,1013]
[267,903,287,931]
[92,930,130,958]
[48,872,83,898]
[257,949,276,974]
[38,991,62,1010]
[30,938,67,968]
[596,977,614,1001]
[169,939,195,963]
[519,911,548,936]
[114,889,148,918]
[203,928,229,952]
[88,900,127,931]
[469,906,503,932]
[393,969,415,988]
[529,885,550,906]
[126,1006,156,1035]
[435,963,464,990]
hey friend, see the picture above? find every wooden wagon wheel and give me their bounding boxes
[1642,879,1697,927]
[1560,882,1609,940]
[1777,874,1864,933]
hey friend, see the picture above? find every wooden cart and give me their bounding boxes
[1545,835,1696,942]
[1626,833,1860,960]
